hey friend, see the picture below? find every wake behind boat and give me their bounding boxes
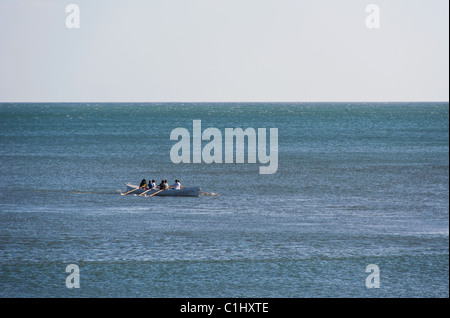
[123,183,201,197]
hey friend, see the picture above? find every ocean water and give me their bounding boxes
[0,102,448,298]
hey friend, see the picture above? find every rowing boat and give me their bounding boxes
[124,183,200,197]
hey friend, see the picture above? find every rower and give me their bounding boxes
[171,179,182,190]
[149,180,156,189]
[139,179,147,189]
[159,179,168,190]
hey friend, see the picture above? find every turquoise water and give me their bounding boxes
[0,103,448,297]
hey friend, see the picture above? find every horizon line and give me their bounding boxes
[1,100,449,104]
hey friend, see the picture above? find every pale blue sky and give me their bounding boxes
[0,0,448,102]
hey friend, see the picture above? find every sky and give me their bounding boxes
[0,0,448,102]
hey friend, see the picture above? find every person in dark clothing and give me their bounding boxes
[139,179,147,188]
[159,179,168,190]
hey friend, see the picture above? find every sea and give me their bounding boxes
[0,102,448,298]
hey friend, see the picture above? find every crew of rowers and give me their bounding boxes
[139,179,184,190]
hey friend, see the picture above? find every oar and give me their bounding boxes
[148,188,165,197]
[120,187,140,196]
[200,191,219,196]
[138,188,153,196]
